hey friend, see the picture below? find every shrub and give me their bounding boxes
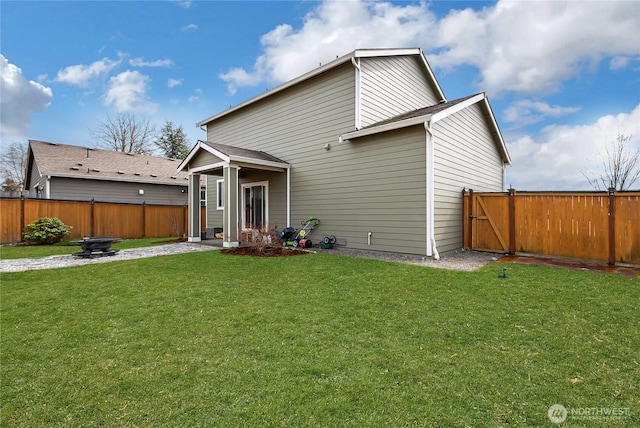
[22,217,72,245]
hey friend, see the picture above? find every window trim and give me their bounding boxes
[216,179,224,210]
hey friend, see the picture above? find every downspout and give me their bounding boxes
[286,167,291,227]
[351,56,361,130]
[45,176,51,199]
[424,120,440,260]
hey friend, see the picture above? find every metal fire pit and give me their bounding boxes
[72,237,122,258]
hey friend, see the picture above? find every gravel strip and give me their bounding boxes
[1,243,499,273]
[0,243,218,273]
[319,247,502,271]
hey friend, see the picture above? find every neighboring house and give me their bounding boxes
[179,48,511,257]
[25,140,203,205]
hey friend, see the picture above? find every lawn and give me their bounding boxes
[1,251,638,427]
[0,237,182,260]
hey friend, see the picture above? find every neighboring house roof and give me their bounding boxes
[340,93,511,165]
[178,140,290,173]
[25,140,189,189]
[196,48,445,127]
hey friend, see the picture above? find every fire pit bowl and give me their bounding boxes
[72,237,122,258]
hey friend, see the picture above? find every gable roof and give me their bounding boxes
[25,140,189,188]
[340,93,511,165]
[177,140,290,173]
[197,48,445,127]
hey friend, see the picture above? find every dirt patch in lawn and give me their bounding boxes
[497,255,640,278]
[220,246,310,257]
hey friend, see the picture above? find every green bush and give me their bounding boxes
[22,217,72,244]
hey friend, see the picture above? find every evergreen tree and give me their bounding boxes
[155,121,190,159]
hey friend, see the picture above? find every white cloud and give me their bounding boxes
[55,57,120,87]
[181,24,198,32]
[504,100,581,127]
[173,0,192,9]
[219,0,639,96]
[103,70,157,114]
[433,1,640,94]
[168,78,183,88]
[506,104,640,190]
[129,57,174,68]
[219,0,436,94]
[0,55,53,143]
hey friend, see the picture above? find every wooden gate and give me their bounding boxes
[463,190,640,265]
[464,190,510,253]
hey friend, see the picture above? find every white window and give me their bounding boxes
[216,179,224,210]
[200,186,207,207]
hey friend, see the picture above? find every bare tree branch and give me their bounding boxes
[582,132,640,191]
[90,113,157,154]
[0,141,28,192]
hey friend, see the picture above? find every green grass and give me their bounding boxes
[1,252,638,427]
[0,237,181,260]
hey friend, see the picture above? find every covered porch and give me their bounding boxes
[177,140,291,247]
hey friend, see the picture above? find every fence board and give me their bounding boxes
[23,199,92,240]
[0,198,200,244]
[464,191,640,266]
[0,199,22,243]
[615,193,640,264]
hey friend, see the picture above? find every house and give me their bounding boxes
[179,48,511,257]
[25,140,203,205]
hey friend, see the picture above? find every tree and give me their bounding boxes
[155,121,190,159]
[90,113,157,154]
[583,132,640,191]
[0,141,28,192]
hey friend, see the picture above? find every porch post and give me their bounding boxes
[223,166,240,247]
[188,173,201,242]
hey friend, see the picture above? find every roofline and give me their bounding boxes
[28,173,189,186]
[39,173,190,186]
[340,93,511,165]
[178,140,290,173]
[197,48,445,127]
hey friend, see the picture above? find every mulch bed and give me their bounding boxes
[220,246,311,257]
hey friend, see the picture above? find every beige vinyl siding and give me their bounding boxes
[306,126,427,254]
[49,177,189,205]
[433,103,505,253]
[205,63,355,236]
[360,56,441,127]
[28,163,47,198]
[189,150,220,170]
[206,175,223,230]
[204,62,429,254]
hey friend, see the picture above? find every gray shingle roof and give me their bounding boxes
[201,141,288,165]
[359,93,482,130]
[27,140,189,186]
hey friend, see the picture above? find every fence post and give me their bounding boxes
[608,188,616,266]
[508,188,516,255]
[142,201,146,238]
[20,196,25,242]
[467,189,474,251]
[90,198,95,237]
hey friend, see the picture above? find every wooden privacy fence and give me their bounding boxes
[463,190,640,265]
[0,198,207,244]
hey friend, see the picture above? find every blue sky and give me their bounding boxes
[1,0,639,190]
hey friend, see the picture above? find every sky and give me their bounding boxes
[1,0,639,190]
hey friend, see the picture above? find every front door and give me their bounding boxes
[241,181,268,230]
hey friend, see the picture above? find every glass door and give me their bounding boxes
[241,181,268,230]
